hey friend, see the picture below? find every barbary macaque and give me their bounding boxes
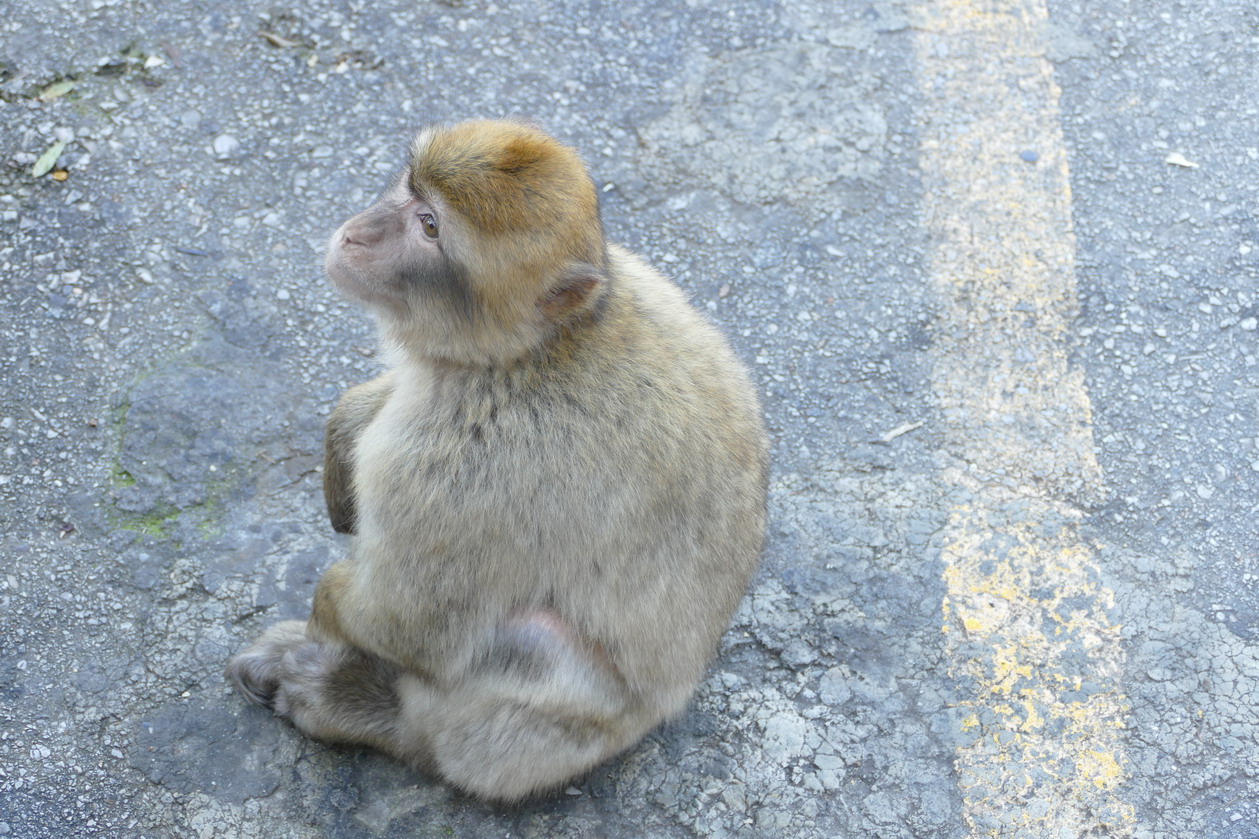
[227,119,769,801]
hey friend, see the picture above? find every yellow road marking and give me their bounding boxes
[913,0,1135,834]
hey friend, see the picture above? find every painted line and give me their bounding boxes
[912,1,1135,835]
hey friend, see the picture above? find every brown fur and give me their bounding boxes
[227,120,769,802]
[411,120,602,256]
[323,372,395,535]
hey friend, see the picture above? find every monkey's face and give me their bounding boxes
[324,168,571,368]
[326,121,609,366]
[325,176,472,321]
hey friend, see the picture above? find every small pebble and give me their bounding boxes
[1019,150,1039,163]
[213,134,241,157]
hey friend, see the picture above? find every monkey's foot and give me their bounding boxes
[229,625,403,750]
[225,620,309,709]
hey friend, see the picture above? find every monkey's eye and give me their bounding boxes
[418,213,439,239]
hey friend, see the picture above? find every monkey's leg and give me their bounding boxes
[228,561,408,750]
[324,372,395,534]
[226,621,407,754]
[395,611,646,802]
[228,611,651,799]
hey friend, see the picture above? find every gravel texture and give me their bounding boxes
[0,0,1256,837]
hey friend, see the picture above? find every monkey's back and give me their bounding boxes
[353,243,768,715]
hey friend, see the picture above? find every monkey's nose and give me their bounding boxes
[341,222,384,247]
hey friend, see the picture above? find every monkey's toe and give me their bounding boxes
[226,621,310,709]
[226,647,284,708]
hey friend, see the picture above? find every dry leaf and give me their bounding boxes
[32,141,66,178]
[1164,152,1199,169]
[38,80,76,101]
[880,421,924,443]
[261,31,301,48]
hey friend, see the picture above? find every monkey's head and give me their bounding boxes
[325,120,608,366]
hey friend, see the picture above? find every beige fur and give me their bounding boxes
[227,121,768,802]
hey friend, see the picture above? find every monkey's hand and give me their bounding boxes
[324,373,395,534]
[225,620,309,709]
[228,619,403,751]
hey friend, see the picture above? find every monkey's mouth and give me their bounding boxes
[325,254,414,318]
[329,264,382,298]
[326,246,378,298]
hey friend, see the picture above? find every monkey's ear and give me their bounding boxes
[539,264,606,322]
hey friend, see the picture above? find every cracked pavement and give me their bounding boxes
[1,0,1257,836]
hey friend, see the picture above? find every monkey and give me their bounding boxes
[226,119,769,802]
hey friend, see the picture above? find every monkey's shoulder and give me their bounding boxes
[605,245,702,321]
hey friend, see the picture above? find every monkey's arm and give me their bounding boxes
[308,559,355,643]
[323,372,395,534]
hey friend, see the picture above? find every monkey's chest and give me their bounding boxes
[353,396,585,555]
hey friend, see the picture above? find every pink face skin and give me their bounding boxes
[322,159,591,367]
[324,177,452,313]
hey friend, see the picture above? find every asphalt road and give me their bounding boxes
[1,0,1256,837]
